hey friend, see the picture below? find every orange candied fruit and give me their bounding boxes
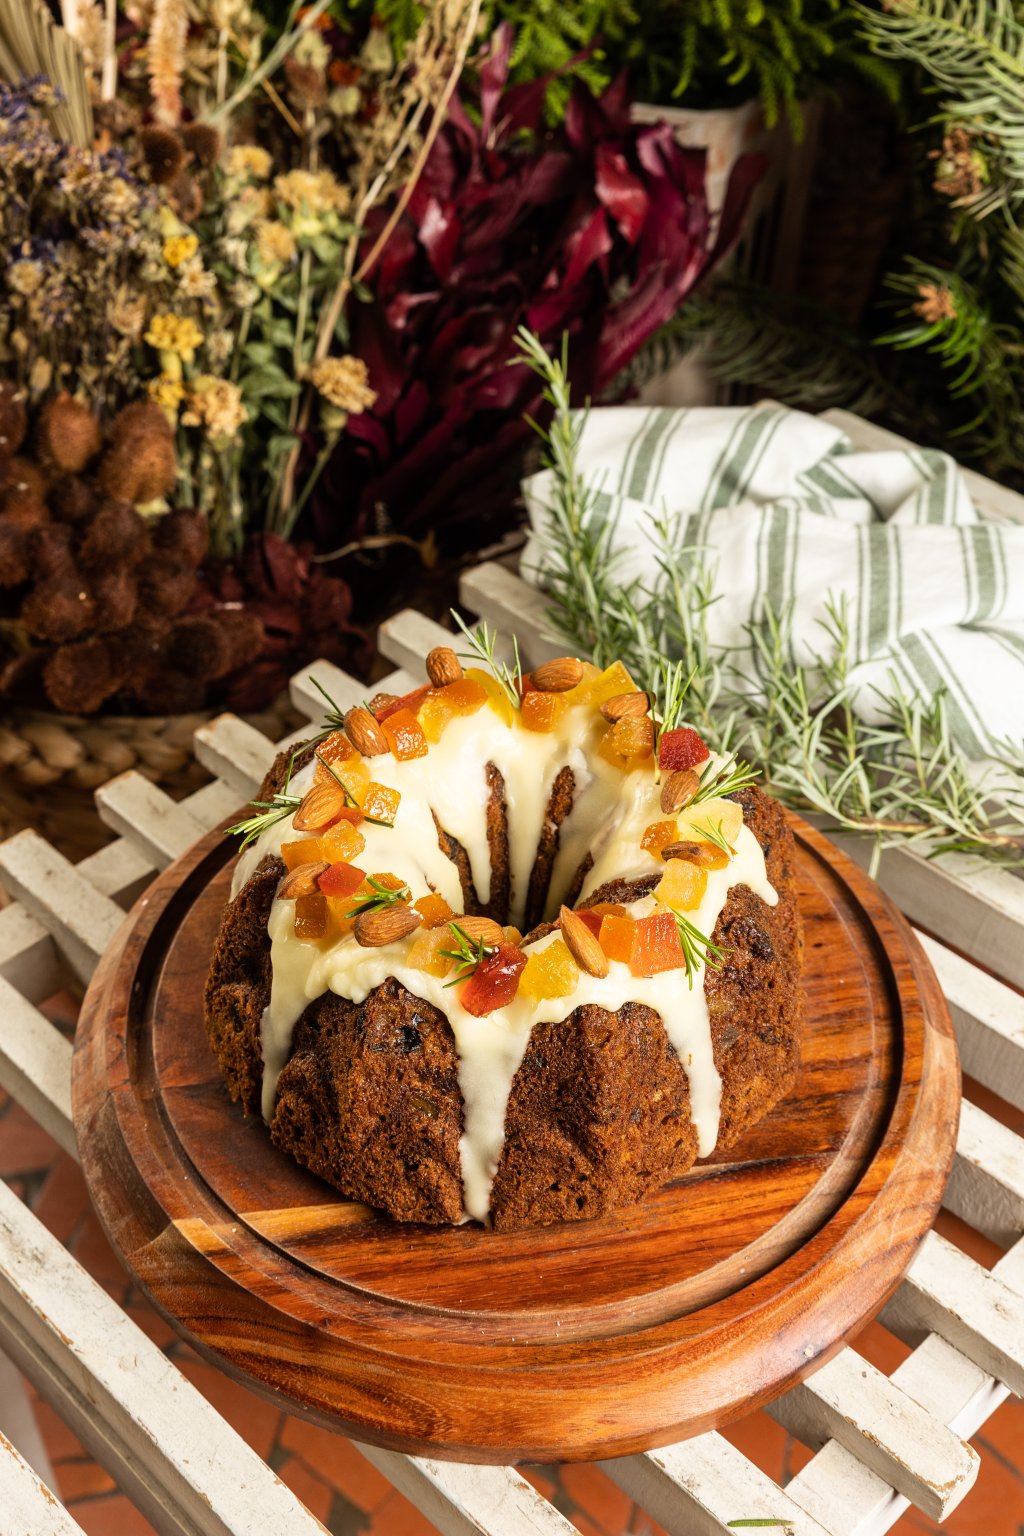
[640,819,678,856]
[598,913,635,965]
[369,871,407,892]
[418,678,488,743]
[376,684,431,722]
[521,691,570,733]
[583,659,637,708]
[294,891,328,941]
[318,819,366,864]
[629,911,685,977]
[655,859,708,912]
[414,892,454,928]
[382,707,428,760]
[363,781,401,825]
[406,926,453,978]
[519,938,579,1000]
[464,666,514,726]
[281,837,323,872]
[598,715,655,769]
[314,730,356,779]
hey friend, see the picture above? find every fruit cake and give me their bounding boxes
[205,643,803,1230]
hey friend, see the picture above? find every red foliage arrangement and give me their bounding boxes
[314,26,763,556]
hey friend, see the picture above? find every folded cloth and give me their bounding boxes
[522,403,1024,759]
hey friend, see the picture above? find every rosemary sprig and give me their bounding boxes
[651,658,697,738]
[227,791,302,850]
[450,610,523,710]
[438,921,496,986]
[692,755,761,804]
[685,817,736,856]
[672,910,733,990]
[314,752,395,828]
[344,876,411,918]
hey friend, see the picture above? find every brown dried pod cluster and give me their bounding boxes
[0,392,265,717]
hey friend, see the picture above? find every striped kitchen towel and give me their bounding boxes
[521,403,1024,759]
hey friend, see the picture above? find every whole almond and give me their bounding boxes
[661,840,728,869]
[559,904,610,978]
[279,860,329,899]
[426,645,463,687]
[354,904,423,947]
[660,767,701,815]
[368,691,399,715]
[600,690,650,722]
[292,779,345,832]
[531,656,584,693]
[450,914,505,947]
[345,704,389,756]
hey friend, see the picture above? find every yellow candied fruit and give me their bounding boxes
[325,893,359,935]
[382,707,428,761]
[418,678,488,742]
[465,666,515,726]
[281,837,323,871]
[598,715,655,769]
[415,892,454,927]
[318,819,366,863]
[519,937,580,1000]
[583,659,637,707]
[406,926,454,978]
[294,891,328,941]
[314,730,356,781]
[655,859,708,912]
[640,819,678,856]
[559,659,604,707]
[680,796,743,847]
[521,691,569,733]
[503,924,523,945]
[363,781,401,824]
[331,757,370,801]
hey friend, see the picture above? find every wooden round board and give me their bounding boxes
[72,813,959,1464]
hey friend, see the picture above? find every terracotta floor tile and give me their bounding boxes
[559,1462,633,1533]
[845,1317,912,1376]
[25,1391,88,1465]
[68,1209,132,1302]
[0,1100,60,1176]
[963,1074,1024,1138]
[276,1453,335,1523]
[934,1208,1004,1270]
[67,1493,157,1536]
[55,1457,116,1501]
[522,1465,559,1501]
[31,1153,91,1244]
[365,1488,442,1536]
[571,1513,610,1536]
[279,1420,393,1510]
[175,1355,283,1460]
[721,1407,790,1481]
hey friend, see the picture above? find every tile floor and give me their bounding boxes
[1,994,1022,1536]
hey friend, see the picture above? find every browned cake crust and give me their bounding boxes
[204,777,802,1229]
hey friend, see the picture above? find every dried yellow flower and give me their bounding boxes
[9,260,44,297]
[181,375,248,440]
[913,283,957,325]
[148,373,186,410]
[255,220,298,266]
[309,355,377,413]
[274,168,350,214]
[144,313,204,362]
[227,144,273,180]
[163,233,199,267]
[109,286,148,339]
[176,257,217,302]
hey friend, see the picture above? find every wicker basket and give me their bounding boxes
[0,694,301,866]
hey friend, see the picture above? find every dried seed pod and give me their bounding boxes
[0,523,29,586]
[180,121,220,166]
[559,904,610,978]
[91,567,138,633]
[345,705,388,755]
[660,841,729,870]
[531,656,584,692]
[163,615,230,679]
[426,645,463,687]
[152,506,209,567]
[292,779,346,832]
[43,637,127,714]
[450,915,505,947]
[135,554,197,618]
[48,475,96,525]
[600,691,650,722]
[2,457,48,515]
[78,501,149,570]
[660,768,701,815]
[96,434,177,505]
[35,393,103,474]
[139,125,185,185]
[21,574,95,642]
[134,666,207,714]
[278,861,330,899]
[213,608,265,674]
[29,523,74,575]
[354,904,422,948]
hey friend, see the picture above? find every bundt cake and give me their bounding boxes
[205,641,803,1230]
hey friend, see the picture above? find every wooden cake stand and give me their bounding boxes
[72,815,959,1463]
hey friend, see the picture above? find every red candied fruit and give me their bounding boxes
[658,726,710,771]
[382,707,428,760]
[375,684,431,722]
[629,911,686,976]
[318,861,366,898]
[460,943,527,1016]
[575,909,602,939]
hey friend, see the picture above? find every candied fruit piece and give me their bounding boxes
[680,795,743,847]
[586,660,637,707]
[519,938,580,1000]
[318,819,366,863]
[406,926,453,977]
[294,892,328,941]
[575,909,602,938]
[281,837,323,872]
[370,871,407,892]
[314,731,355,780]
[590,901,626,918]
[375,684,431,722]
[559,660,603,706]
[630,911,686,976]
[598,715,655,769]
[363,781,401,825]
[641,819,678,856]
[521,691,570,733]
[599,913,635,965]
[503,924,523,944]
[325,893,359,934]
[655,859,708,912]
[382,707,428,761]
[460,943,526,1015]
[414,892,454,928]
[465,666,514,726]
[658,726,710,771]
[318,861,366,899]
[418,678,488,743]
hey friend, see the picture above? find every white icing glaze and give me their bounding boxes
[229,695,778,1223]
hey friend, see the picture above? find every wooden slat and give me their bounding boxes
[0,1179,328,1536]
[95,773,209,870]
[604,1431,831,1536]
[193,715,279,799]
[290,662,417,723]
[0,902,65,1003]
[916,931,1024,1112]
[0,1350,56,1489]
[766,1347,978,1520]
[0,831,123,985]
[946,1099,1024,1248]
[0,977,75,1161]
[458,562,561,666]
[358,1448,579,1536]
[377,608,454,675]
[0,1428,85,1535]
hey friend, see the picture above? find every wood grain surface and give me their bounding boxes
[71,815,960,1463]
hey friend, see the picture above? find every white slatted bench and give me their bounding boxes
[1,409,1023,1534]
